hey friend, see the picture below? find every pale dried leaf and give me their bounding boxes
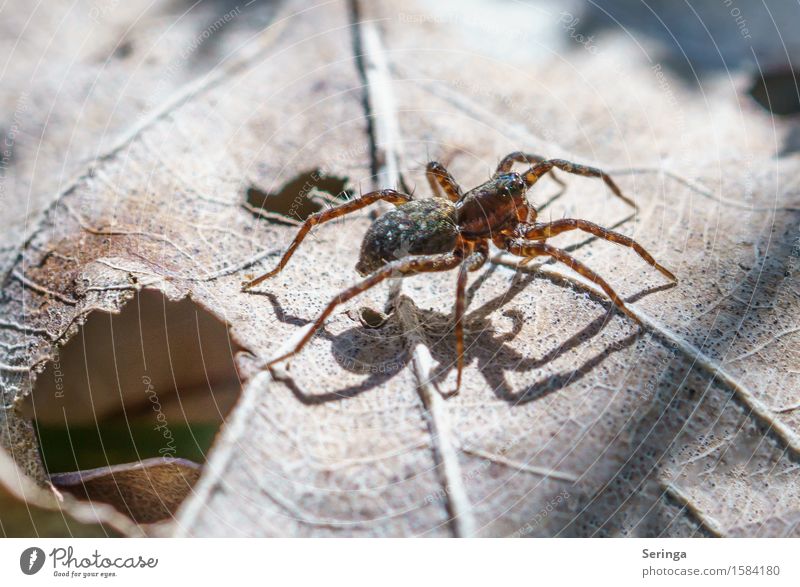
[1,0,798,537]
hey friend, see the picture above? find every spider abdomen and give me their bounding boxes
[356,199,458,276]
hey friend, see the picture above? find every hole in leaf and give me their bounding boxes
[356,306,389,329]
[244,169,350,223]
[749,69,800,115]
[21,289,245,524]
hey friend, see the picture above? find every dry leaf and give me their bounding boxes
[51,458,201,524]
[1,0,799,537]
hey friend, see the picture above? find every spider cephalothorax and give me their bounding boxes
[243,151,676,394]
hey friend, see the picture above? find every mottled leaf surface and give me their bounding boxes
[1,0,798,536]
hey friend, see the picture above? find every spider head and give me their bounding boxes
[495,172,527,199]
[456,172,531,237]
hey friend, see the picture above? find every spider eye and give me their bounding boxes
[499,173,524,196]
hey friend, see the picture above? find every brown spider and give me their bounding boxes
[243,152,676,393]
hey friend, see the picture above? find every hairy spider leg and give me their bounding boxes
[495,151,566,190]
[466,240,489,272]
[452,259,469,394]
[265,252,464,367]
[521,219,676,281]
[503,239,642,325]
[448,240,488,394]
[242,189,412,290]
[426,161,463,202]
[522,158,637,210]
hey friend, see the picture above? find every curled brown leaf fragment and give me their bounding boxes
[51,458,202,525]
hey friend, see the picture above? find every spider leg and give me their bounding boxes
[504,239,642,325]
[426,161,463,202]
[521,219,676,281]
[443,240,487,394]
[452,258,469,394]
[242,189,411,290]
[495,151,566,190]
[522,158,636,210]
[466,240,489,272]
[265,252,463,367]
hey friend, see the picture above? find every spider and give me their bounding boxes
[243,152,676,393]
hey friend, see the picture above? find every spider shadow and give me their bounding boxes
[252,290,412,404]
[423,266,659,404]
[257,265,673,405]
